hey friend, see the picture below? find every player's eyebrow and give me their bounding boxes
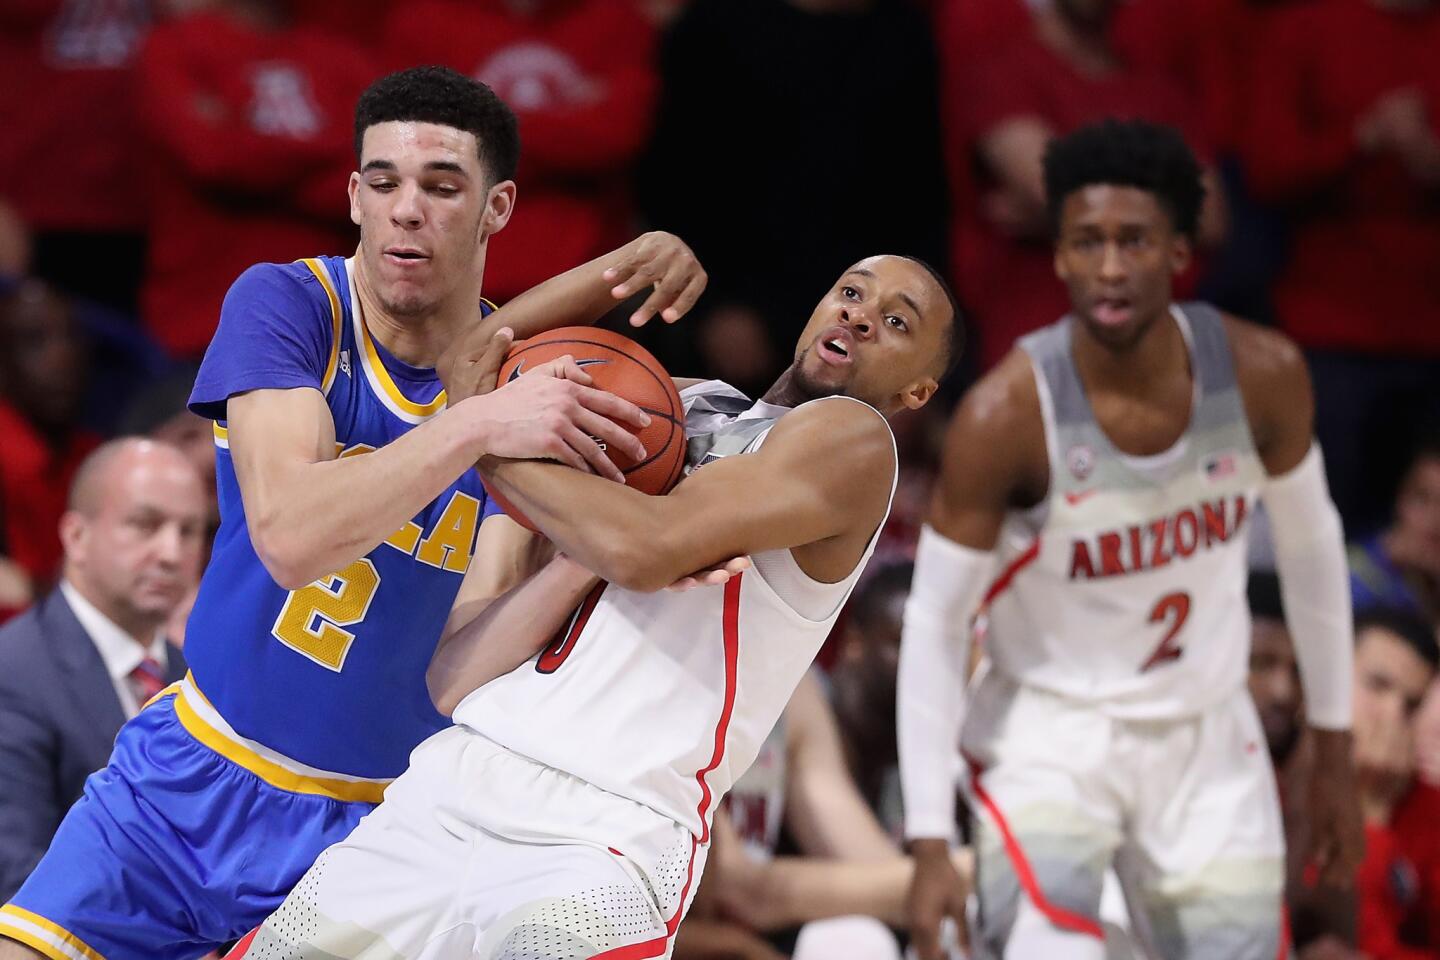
[360,160,470,177]
[844,267,925,323]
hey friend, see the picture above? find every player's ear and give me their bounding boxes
[1169,233,1192,276]
[899,376,938,411]
[481,180,517,238]
[348,172,363,227]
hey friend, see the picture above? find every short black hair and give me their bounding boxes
[1247,571,1285,624]
[1042,118,1205,239]
[1356,606,1440,672]
[899,256,965,382]
[354,66,520,184]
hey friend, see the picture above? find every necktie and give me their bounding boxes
[128,656,166,708]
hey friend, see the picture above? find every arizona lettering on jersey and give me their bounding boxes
[981,304,1265,720]
[186,255,502,784]
[1068,493,1249,580]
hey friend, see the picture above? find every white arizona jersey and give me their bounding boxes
[455,381,897,840]
[983,303,1265,719]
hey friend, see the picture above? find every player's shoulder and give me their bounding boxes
[952,346,1043,441]
[770,397,896,474]
[225,258,336,309]
[1220,312,1310,400]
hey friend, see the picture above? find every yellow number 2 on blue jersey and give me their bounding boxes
[271,559,381,671]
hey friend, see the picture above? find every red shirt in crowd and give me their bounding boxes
[0,0,150,232]
[136,10,370,357]
[0,401,98,592]
[944,24,1203,370]
[383,0,658,303]
[1357,781,1440,958]
[1243,0,1440,356]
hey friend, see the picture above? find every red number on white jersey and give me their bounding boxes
[1140,591,1191,672]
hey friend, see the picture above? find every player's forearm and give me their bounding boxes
[898,528,993,841]
[1263,445,1354,730]
[427,555,598,715]
[480,458,692,592]
[741,857,912,931]
[248,397,497,589]
[470,239,644,343]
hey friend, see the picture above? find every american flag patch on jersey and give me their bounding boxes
[1202,450,1238,481]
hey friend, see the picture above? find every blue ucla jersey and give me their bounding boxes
[186,255,501,782]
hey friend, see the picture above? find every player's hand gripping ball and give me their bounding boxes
[484,327,686,532]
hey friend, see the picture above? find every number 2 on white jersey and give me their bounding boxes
[1140,590,1191,672]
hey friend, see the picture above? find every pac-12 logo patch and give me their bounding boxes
[1066,444,1095,481]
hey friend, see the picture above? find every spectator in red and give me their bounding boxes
[1242,0,1440,534]
[135,0,371,358]
[0,280,99,620]
[0,0,151,312]
[381,0,658,304]
[941,0,1224,370]
[1350,608,1440,958]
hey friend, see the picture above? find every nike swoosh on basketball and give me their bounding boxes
[1064,490,1097,506]
[507,357,610,383]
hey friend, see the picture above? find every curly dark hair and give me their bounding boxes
[1042,118,1205,239]
[354,66,520,184]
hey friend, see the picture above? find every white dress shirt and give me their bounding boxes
[60,581,169,719]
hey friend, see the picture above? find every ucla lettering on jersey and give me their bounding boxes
[187,255,502,785]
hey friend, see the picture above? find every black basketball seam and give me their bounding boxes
[622,405,684,475]
[504,336,682,419]
[504,333,684,488]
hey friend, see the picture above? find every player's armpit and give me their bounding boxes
[481,398,896,593]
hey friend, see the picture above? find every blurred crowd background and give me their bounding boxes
[1,0,1439,957]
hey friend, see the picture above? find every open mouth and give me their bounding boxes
[386,249,429,262]
[1092,297,1133,326]
[817,327,854,365]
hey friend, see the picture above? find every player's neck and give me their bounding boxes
[1072,307,1187,396]
[760,369,808,409]
[354,261,485,370]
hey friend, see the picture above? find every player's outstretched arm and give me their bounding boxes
[228,355,648,590]
[440,232,705,401]
[899,350,1043,960]
[479,398,895,594]
[427,549,599,715]
[1231,317,1364,887]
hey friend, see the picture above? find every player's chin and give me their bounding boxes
[795,363,851,400]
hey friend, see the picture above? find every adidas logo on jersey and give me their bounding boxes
[1068,494,1250,580]
[339,350,352,377]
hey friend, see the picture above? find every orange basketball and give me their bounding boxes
[483,326,686,533]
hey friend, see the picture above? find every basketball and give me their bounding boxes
[484,326,686,533]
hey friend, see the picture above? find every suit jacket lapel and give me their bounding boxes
[43,591,127,742]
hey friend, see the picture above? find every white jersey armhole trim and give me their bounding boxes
[747,395,898,622]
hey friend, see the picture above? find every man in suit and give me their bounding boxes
[0,437,207,898]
